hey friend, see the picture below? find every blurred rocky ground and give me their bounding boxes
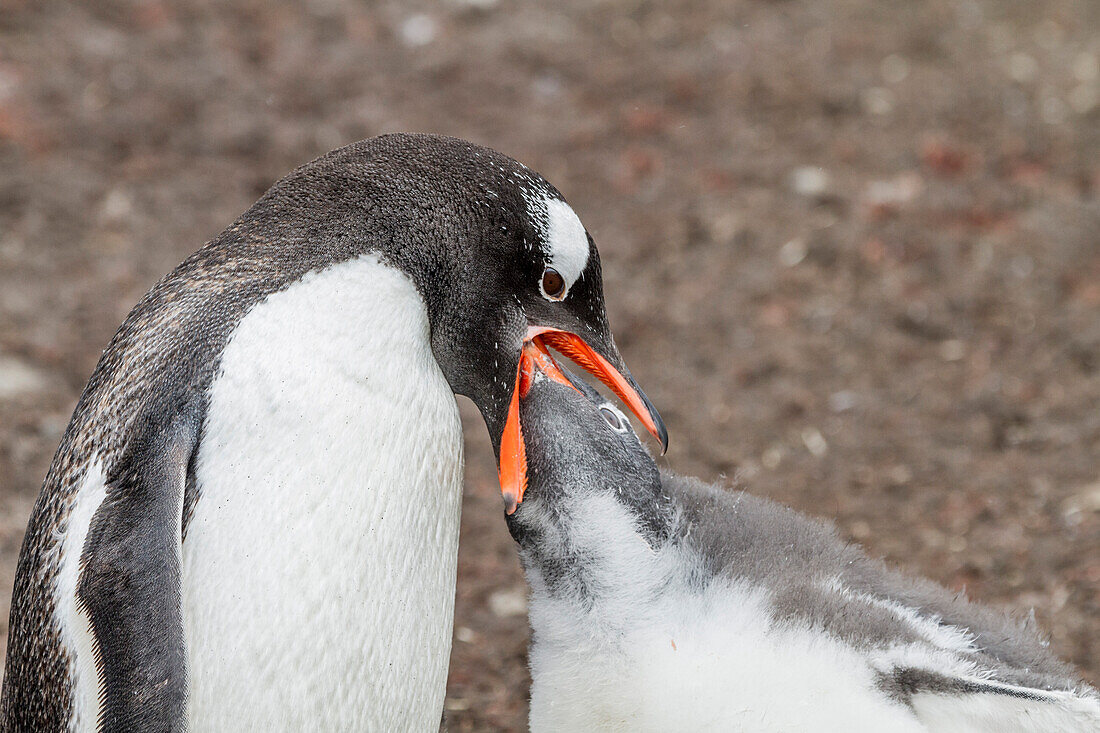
[0,0,1097,729]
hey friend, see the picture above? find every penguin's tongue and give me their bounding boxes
[498,326,665,514]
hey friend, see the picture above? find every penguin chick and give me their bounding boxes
[507,362,1100,733]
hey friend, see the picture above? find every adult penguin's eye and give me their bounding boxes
[599,407,623,431]
[541,267,566,299]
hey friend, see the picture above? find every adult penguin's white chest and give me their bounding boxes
[180,254,464,732]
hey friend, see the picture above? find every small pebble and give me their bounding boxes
[801,427,828,458]
[887,465,912,486]
[761,446,783,470]
[828,391,857,413]
[880,54,909,84]
[1062,481,1100,523]
[778,238,807,267]
[0,355,48,398]
[400,14,437,47]
[791,166,829,198]
[488,588,527,618]
[939,340,966,362]
[861,87,895,116]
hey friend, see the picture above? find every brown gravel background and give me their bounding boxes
[1,0,1098,729]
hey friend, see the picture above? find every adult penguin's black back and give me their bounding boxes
[1,134,665,732]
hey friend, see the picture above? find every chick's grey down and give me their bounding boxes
[507,372,1100,732]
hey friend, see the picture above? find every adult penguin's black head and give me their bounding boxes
[245,134,666,511]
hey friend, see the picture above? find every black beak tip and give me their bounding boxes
[635,383,669,455]
[650,404,669,455]
[655,413,669,455]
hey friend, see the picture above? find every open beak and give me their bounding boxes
[498,325,668,514]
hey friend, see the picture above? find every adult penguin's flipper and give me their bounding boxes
[77,414,196,733]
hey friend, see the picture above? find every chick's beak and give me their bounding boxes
[497,326,667,514]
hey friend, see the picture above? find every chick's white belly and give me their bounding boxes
[528,588,926,733]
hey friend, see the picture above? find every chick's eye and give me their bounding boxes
[599,407,623,431]
[541,267,566,299]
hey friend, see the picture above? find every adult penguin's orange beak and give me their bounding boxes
[498,326,667,514]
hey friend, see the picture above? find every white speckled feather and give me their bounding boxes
[53,462,107,733]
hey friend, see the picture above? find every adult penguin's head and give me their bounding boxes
[254,134,667,512]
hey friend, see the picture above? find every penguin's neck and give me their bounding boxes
[181,254,464,730]
[520,493,684,643]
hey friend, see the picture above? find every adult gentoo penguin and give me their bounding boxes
[0,134,667,732]
[507,351,1100,732]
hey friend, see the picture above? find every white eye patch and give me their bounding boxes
[541,198,590,299]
